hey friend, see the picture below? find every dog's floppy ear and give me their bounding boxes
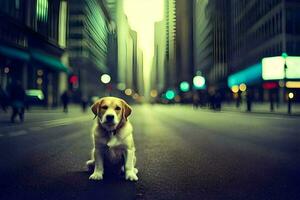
[91,98,103,116]
[121,100,132,120]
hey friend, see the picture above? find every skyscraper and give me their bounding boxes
[68,0,109,98]
[193,0,230,92]
[229,0,300,101]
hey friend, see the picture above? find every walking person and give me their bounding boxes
[246,90,253,112]
[8,81,26,123]
[81,95,88,112]
[61,90,70,113]
[192,93,200,109]
[0,86,8,112]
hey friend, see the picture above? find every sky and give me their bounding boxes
[124,0,164,98]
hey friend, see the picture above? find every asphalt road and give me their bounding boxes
[0,105,300,200]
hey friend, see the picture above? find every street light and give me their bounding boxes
[101,74,111,96]
[193,75,205,89]
[100,74,111,84]
[282,52,290,114]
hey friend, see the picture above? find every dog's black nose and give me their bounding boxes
[106,115,114,122]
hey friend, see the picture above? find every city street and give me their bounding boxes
[0,105,300,200]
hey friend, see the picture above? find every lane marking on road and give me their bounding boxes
[41,116,91,128]
[0,134,4,137]
[29,127,43,131]
[8,130,28,137]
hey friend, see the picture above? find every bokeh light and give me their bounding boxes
[239,83,247,92]
[165,90,175,100]
[100,74,111,84]
[180,81,190,92]
[125,88,133,96]
[231,85,239,93]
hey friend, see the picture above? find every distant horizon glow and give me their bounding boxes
[124,0,164,98]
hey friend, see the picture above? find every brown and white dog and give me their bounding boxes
[86,97,138,181]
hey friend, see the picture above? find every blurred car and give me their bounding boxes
[25,89,45,106]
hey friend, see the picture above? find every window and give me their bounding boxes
[36,0,48,22]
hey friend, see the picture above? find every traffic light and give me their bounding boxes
[69,75,78,84]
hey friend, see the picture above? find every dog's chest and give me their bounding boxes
[102,136,127,162]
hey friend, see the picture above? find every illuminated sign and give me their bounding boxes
[228,63,262,87]
[262,56,300,80]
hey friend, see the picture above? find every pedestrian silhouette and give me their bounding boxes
[0,85,8,112]
[214,92,222,111]
[81,95,88,112]
[8,81,26,123]
[192,93,200,109]
[246,90,253,112]
[61,90,70,113]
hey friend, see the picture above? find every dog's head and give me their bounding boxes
[91,97,132,131]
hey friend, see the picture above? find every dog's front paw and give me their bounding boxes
[125,170,138,181]
[89,171,103,181]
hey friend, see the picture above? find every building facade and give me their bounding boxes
[193,0,230,94]
[68,0,110,99]
[164,0,177,90]
[229,0,300,102]
[176,0,194,85]
[0,0,69,106]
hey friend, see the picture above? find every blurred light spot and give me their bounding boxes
[193,76,205,88]
[101,74,111,84]
[288,92,294,99]
[37,78,43,85]
[117,83,126,91]
[125,88,132,96]
[180,81,190,92]
[286,81,300,88]
[69,75,78,84]
[150,90,158,98]
[175,95,181,102]
[263,82,278,89]
[37,69,43,76]
[26,89,44,100]
[279,80,285,88]
[239,83,247,92]
[165,90,175,100]
[231,85,239,93]
[4,67,9,73]
[282,52,288,59]
[133,93,139,99]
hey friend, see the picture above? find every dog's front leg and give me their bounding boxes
[125,149,138,181]
[89,148,104,181]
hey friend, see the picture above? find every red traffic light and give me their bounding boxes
[69,75,78,84]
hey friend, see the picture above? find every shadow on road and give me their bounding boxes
[0,170,137,200]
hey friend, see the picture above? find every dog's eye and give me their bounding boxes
[115,106,121,111]
[101,105,108,110]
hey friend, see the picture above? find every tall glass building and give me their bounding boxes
[229,0,300,102]
[68,0,109,99]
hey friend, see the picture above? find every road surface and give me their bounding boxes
[0,105,299,200]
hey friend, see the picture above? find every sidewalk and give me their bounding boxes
[222,102,300,116]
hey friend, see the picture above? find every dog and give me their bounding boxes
[86,97,138,181]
